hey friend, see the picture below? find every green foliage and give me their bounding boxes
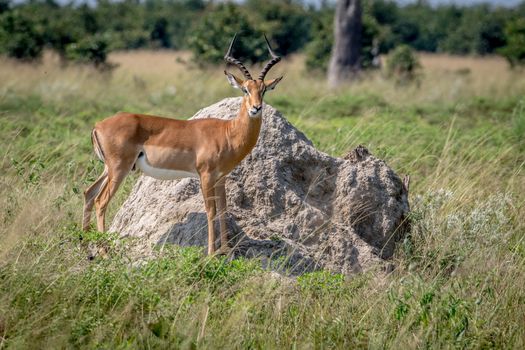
[179,0,314,64]
[304,9,332,72]
[0,8,45,60]
[65,34,111,68]
[439,5,507,55]
[388,3,449,52]
[35,4,86,59]
[499,18,525,67]
[386,45,421,84]
[0,0,206,64]
[0,0,523,66]
[297,270,345,296]
[361,13,382,69]
[245,0,311,56]
[188,3,266,65]
[368,1,511,55]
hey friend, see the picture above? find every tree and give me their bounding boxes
[245,0,311,56]
[305,9,333,72]
[188,4,265,65]
[0,9,45,61]
[65,34,111,68]
[499,18,525,67]
[328,0,362,87]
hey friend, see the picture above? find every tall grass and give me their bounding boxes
[0,51,524,348]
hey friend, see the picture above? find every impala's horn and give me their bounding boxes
[258,34,281,81]
[224,33,253,80]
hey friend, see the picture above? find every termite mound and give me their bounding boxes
[110,97,410,275]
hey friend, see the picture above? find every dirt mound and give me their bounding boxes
[110,97,410,275]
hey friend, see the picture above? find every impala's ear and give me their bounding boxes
[224,71,244,89]
[265,76,283,91]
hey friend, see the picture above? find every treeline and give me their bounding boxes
[0,0,524,69]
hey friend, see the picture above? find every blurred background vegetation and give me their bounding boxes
[0,0,524,69]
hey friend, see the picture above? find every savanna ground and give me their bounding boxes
[0,51,524,349]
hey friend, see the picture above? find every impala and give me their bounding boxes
[82,34,282,255]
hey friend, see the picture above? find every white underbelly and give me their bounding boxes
[136,154,198,180]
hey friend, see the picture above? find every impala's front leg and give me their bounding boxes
[200,173,217,255]
[214,177,230,254]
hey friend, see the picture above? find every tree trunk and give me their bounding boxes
[328,0,362,87]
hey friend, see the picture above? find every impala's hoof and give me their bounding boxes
[215,246,232,256]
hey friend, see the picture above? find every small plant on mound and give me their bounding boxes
[386,44,421,84]
[297,270,345,296]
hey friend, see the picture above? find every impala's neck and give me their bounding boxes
[229,97,262,155]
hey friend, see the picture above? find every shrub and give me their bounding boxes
[499,18,525,67]
[188,3,266,65]
[386,44,421,84]
[439,6,507,55]
[65,34,112,69]
[0,9,45,61]
[107,29,150,50]
[245,0,311,56]
[304,9,332,72]
[44,8,84,60]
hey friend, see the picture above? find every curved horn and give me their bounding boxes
[224,33,253,80]
[258,34,281,81]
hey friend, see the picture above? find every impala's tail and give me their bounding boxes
[91,129,106,163]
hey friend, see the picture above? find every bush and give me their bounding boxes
[65,34,111,68]
[44,8,84,60]
[245,0,311,56]
[107,29,150,50]
[386,44,421,84]
[361,14,382,69]
[0,9,45,61]
[188,3,266,65]
[304,10,332,72]
[439,5,507,55]
[499,18,525,67]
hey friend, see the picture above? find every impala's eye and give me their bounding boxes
[241,87,248,94]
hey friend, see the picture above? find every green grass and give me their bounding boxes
[1,53,524,348]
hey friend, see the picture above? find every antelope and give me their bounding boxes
[82,34,282,255]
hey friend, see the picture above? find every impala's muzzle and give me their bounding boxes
[249,104,262,117]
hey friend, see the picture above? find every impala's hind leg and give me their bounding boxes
[82,166,108,231]
[94,166,129,232]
